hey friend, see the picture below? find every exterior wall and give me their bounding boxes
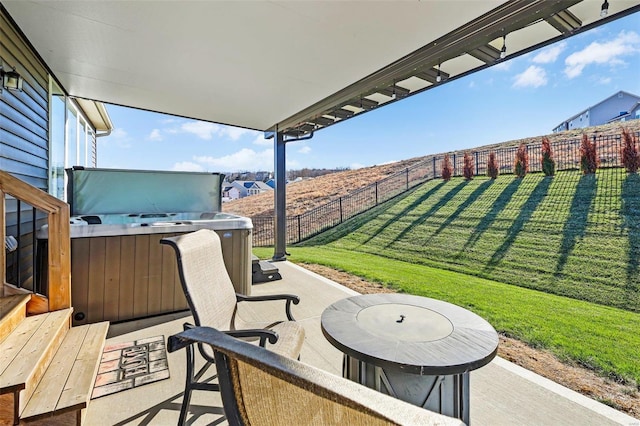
[567,110,590,131]
[554,92,640,132]
[1,10,50,289]
[1,12,49,190]
[222,187,241,201]
[590,92,640,126]
[608,103,640,124]
[228,188,240,199]
[553,123,569,133]
[1,9,102,291]
[231,181,249,198]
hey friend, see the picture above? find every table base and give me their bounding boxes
[344,355,470,424]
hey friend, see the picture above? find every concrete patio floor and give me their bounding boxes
[85,261,638,426]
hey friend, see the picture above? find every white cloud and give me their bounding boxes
[532,42,566,64]
[350,163,365,169]
[221,127,256,141]
[512,65,547,88]
[194,148,274,171]
[597,76,612,85]
[147,129,163,141]
[253,134,272,146]
[171,161,205,172]
[101,127,131,148]
[298,146,311,154]
[564,30,640,79]
[492,61,512,71]
[180,121,221,140]
[177,121,258,141]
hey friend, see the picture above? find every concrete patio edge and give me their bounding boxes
[492,357,638,425]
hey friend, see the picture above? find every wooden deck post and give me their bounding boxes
[0,171,71,312]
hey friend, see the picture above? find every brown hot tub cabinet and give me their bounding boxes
[37,167,253,326]
[39,216,252,326]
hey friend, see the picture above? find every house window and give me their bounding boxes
[66,100,93,168]
[49,78,95,201]
[79,119,87,166]
[49,79,66,199]
[66,104,78,169]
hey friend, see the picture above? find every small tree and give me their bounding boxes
[463,152,474,180]
[621,128,640,173]
[441,154,452,181]
[514,143,528,178]
[541,137,555,177]
[579,133,599,174]
[487,151,499,179]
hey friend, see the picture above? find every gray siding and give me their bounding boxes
[590,92,640,126]
[1,11,49,189]
[554,92,640,132]
[1,10,50,289]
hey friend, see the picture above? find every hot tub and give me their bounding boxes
[37,167,253,326]
[38,212,253,325]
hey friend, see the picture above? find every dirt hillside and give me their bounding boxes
[222,158,423,217]
[223,121,640,218]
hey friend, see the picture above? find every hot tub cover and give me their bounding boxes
[66,167,224,215]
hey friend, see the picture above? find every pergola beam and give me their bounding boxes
[273,0,583,135]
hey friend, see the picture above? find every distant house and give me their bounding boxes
[265,178,291,188]
[255,171,272,182]
[222,184,241,202]
[229,180,273,198]
[552,91,640,133]
[608,101,640,124]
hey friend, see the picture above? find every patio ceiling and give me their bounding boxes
[3,1,640,138]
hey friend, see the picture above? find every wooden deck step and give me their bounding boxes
[21,322,109,424]
[0,308,72,420]
[0,295,31,344]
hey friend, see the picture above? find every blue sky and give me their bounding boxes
[98,13,640,173]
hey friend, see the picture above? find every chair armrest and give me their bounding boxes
[180,322,279,347]
[236,293,300,321]
[168,327,464,426]
[224,329,279,346]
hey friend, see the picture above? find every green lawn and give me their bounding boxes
[253,168,640,384]
[300,168,640,313]
[255,246,640,384]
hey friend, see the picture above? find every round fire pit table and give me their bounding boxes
[321,293,498,424]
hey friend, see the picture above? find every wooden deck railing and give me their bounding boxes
[0,171,70,313]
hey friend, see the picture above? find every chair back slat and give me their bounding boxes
[161,230,237,330]
[168,327,465,426]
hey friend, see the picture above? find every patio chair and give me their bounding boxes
[168,326,464,426]
[160,229,305,425]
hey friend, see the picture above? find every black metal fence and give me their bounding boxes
[252,131,638,246]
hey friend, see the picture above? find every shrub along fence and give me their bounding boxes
[252,130,638,246]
